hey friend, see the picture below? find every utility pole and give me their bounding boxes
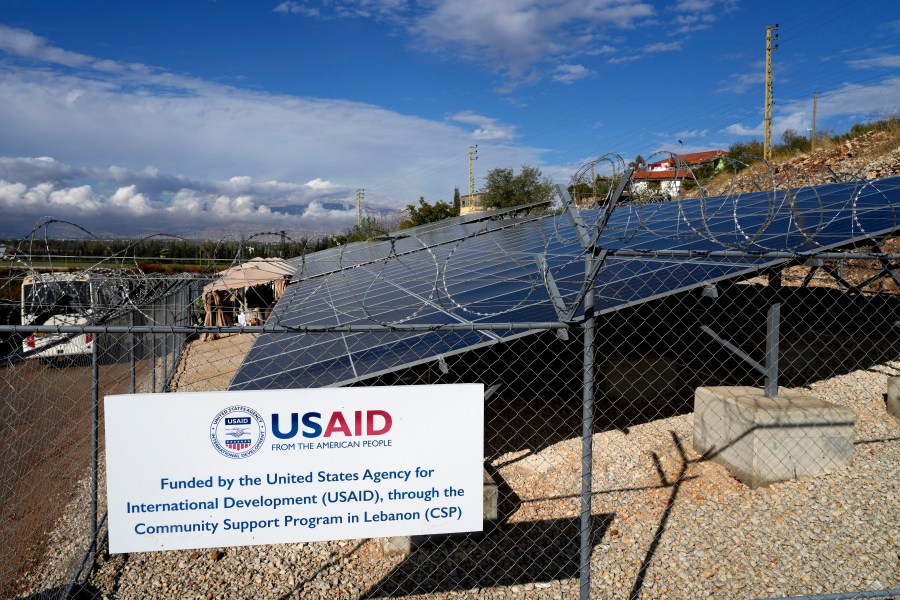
[356,188,364,228]
[811,91,818,152]
[764,23,779,161]
[468,145,478,197]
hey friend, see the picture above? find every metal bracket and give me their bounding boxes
[590,169,633,248]
[535,254,573,339]
[801,258,823,287]
[554,170,631,321]
[826,166,843,182]
[565,248,609,322]
[870,244,900,288]
[821,263,862,294]
[701,303,780,397]
[560,185,592,249]
[484,383,502,402]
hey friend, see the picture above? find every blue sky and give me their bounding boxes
[1,0,898,238]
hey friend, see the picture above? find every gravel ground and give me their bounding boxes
[17,341,899,599]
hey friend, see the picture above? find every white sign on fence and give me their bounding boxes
[105,384,484,553]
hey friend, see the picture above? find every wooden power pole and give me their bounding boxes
[468,144,478,197]
[764,23,779,161]
[356,188,364,228]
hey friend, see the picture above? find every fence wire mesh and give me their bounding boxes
[1,169,899,599]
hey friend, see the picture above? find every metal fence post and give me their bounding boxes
[162,295,169,390]
[91,331,99,561]
[764,302,781,398]
[130,309,136,394]
[580,253,596,600]
[151,312,157,394]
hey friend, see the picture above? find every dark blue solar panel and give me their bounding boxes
[231,177,900,390]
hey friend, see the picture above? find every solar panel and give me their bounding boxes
[231,176,900,390]
[289,203,550,280]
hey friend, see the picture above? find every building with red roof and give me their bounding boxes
[632,150,726,200]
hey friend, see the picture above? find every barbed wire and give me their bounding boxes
[2,163,899,331]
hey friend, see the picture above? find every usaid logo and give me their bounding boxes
[210,405,266,459]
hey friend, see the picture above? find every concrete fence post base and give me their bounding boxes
[886,377,900,420]
[379,468,499,556]
[693,386,855,488]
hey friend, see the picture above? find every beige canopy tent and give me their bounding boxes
[200,257,296,340]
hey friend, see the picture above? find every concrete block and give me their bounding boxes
[380,468,498,556]
[887,377,900,420]
[693,386,855,488]
[482,467,498,521]
[605,356,680,401]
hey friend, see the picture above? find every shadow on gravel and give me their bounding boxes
[362,513,614,597]
[19,583,101,600]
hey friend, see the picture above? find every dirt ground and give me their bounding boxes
[168,333,258,392]
[0,356,148,594]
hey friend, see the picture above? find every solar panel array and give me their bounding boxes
[231,176,900,390]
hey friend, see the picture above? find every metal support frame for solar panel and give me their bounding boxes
[231,176,900,391]
[700,302,782,398]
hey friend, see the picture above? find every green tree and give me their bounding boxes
[331,217,390,245]
[628,155,646,170]
[397,197,456,229]
[726,139,765,163]
[780,128,811,153]
[568,174,620,204]
[481,165,554,209]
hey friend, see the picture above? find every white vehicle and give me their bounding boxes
[21,272,107,360]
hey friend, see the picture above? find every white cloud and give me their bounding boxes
[608,55,640,65]
[724,113,805,139]
[815,77,900,119]
[716,64,765,94]
[275,0,405,21]
[0,24,91,68]
[273,1,321,17]
[725,122,761,136]
[669,0,736,33]
[304,178,338,190]
[848,54,900,69]
[725,77,900,139]
[411,0,655,77]
[0,62,548,235]
[643,41,682,53]
[108,185,154,216]
[675,129,708,139]
[448,111,518,142]
[0,170,361,236]
[0,24,569,236]
[552,63,593,84]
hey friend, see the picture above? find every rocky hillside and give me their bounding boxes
[699,128,900,196]
[679,127,900,293]
[778,129,900,182]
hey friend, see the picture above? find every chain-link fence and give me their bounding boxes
[2,257,898,599]
[0,274,203,599]
[2,170,900,599]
